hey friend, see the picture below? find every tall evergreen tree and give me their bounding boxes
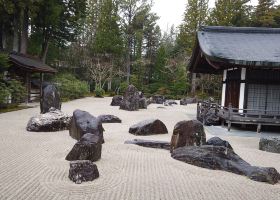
[254,0,277,27]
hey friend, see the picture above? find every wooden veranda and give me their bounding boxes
[197,101,280,133]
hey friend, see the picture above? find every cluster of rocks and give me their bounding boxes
[111,85,147,111]
[27,85,70,132]
[66,110,122,184]
[126,119,280,184]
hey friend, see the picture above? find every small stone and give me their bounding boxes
[180,97,197,105]
[139,97,147,109]
[206,137,233,150]
[69,160,99,184]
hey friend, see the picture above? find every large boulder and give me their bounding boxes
[129,119,168,136]
[170,120,206,153]
[26,108,71,132]
[66,133,102,162]
[259,138,280,154]
[110,95,123,106]
[125,139,170,150]
[171,145,280,184]
[97,114,122,123]
[206,137,233,150]
[139,97,147,109]
[120,85,140,111]
[203,108,220,126]
[180,97,197,105]
[69,160,99,184]
[69,109,104,142]
[40,84,61,114]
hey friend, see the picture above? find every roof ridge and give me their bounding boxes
[200,26,280,34]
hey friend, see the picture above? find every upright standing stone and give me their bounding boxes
[120,85,140,111]
[69,109,104,142]
[40,84,61,114]
[170,120,206,152]
[110,95,123,106]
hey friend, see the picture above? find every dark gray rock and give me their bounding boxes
[259,138,280,154]
[69,160,99,184]
[97,114,122,123]
[111,95,123,106]
[170,120,206,153]
[125,139,170,150]
[139,97,147,109]
[69,109,104,142]
[180,97,197,105]
[66,133,102,162]
[26,108,71,132]
[40,84,61,114]
[206,137,233,150]
[171,145,280,184]
[152,95,166,104]
[129,119,168,136]
[204,108,220,126]
[120,85,140,111]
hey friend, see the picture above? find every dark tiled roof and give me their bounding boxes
[189,26,280,73]
[198,26,280,67]
[9,52,57,73]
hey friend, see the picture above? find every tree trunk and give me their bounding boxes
[41,36,49,63]
[0,22,3,49]
[13,12,20,52]
[20,6,29,54]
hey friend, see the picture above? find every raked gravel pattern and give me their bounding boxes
[0,97,279,200]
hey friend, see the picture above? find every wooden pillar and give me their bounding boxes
[221,70,227,107]
[238,68,246,113]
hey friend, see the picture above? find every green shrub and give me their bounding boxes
[52,73,89,101]
[7,79,27,103]
[0,82,10,106]
[94,87,105,97]
[119,82,129,94]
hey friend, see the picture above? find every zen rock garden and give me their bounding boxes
[24,84,280,185]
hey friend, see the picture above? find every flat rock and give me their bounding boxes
[69,109,104,142]
[69,160,99,184]
[120,85,140,111]
[66,133,102,162]
[26,108,71,132]
[40,84,61,114]
[97,115,122,123]
[111,95,123,106]
[171,145,280,184]
[259,138,280,154]
[206,137,233,150]
[125,139,170,150]
[129,119,168,136]
[164,100,178,106]
[152,95,166,104]
[170,120,206,152]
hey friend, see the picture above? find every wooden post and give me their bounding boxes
[227,103,233,131]
[40,73,43,113]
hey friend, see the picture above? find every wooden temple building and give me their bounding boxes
[189,26,280,132]
[8,52,56,102]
